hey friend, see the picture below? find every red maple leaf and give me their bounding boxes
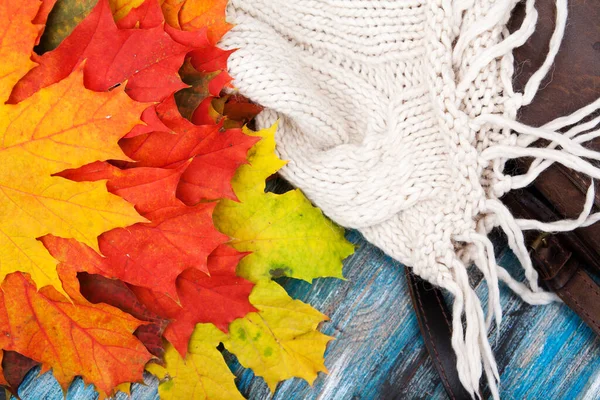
[41,194,226,298]
[131,244,257,357]
[118,96,259,203]
[10,0,209,103]
[44,96,257,296]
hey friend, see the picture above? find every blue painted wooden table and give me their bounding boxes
[12,231,600,399]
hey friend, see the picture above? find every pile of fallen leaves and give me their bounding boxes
[0,0,353,398]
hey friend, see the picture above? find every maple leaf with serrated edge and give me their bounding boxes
[0,0,146,294]
[147,324,244,400]
[117,95,259,203]
[10,0,209,103]
[223,281,332,392]
[44,96,257,296]
[214,124,354,283]
[155,281,333,395]
[130,244,256,357]
[40,181,228,298]
[45,231,255,356]
[0,270,152,397]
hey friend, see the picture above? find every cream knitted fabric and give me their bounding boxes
[220,0,600,397]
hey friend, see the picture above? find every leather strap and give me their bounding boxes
[532,235,600,336]
[504,190,600,337]
[405,268,472,400]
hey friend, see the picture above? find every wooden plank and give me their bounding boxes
[14,230,600,399]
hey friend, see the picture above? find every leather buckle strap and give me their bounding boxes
[506,189,600,336]
[405,268,474,400]
[529,234,600,336]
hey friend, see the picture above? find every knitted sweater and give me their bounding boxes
[219,0,600,397]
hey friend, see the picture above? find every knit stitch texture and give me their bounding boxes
[220,0,600,397]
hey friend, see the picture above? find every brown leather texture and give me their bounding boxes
[503,190,600,337]
[405,269,473,400]
[509,0,600,272]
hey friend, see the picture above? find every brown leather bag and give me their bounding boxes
[408,0,600,398]
[506,0,600,336]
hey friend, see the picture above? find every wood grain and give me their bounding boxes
[13,230,600,399]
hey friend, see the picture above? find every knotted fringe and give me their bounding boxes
[443,0,600,398]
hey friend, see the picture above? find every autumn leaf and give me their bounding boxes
[214,125,354,283]
[10,0,209,103]
[160,0,231,44]
[44,96,256,296]
[223,281,332,392]
[41,199,227,299]
[0,272,152,397]
[99,203,225,297]
[147,324,244,400]
[0,351,40,395]
[0,0,146,293]
[109,0,146,21]
[175,58,232,124]
[118,95,259,203]
[147,282,335,397]
[36,0,96,52]
[77,272,169,357]
[130,244,256,357]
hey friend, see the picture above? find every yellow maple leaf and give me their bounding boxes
[148,324,244,400]
[214,124,354,283]
[0,0,146,294]
[223,281,332,392]
[151,282,332,396]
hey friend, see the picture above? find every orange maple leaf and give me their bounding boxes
[0,0,147,294]
[160,0,232,44]
[0,271,152,397]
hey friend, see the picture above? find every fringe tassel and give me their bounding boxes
[444,0,600,398]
